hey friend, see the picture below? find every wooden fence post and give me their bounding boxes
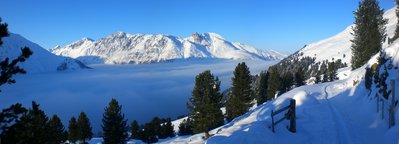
[271,110,275,133]
[389,80,395,128]
[377,93,379,112]
[289,99,296,133]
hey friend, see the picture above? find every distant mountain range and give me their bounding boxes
[50,32,286,64]
[0,33,88,73]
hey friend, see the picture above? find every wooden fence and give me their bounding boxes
[376,80,397,128]
[271,99,296,133]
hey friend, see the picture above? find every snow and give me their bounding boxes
[298,7,398,67]
[0,33,87,73]
[155,7,399,144]
[50,32,286,64]
[0,59,277,133]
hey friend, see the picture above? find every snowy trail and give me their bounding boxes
[323,83,351,144]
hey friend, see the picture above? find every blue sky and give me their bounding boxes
[0,0,395,54]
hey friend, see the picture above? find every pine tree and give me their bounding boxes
[130,120,140,139]
[226,62,252,122]
[77,112,93,143]
[102,98,128,144]
[68,117,79,144]
[178,118,193,136]
[159,118,175,139]
[0,18,32,90]
[391,0,399,42]
[327,61,338,81]
[0,103,27,136]
[315,71,321,84]
[294,68,305,87]
[187,70,224,137]
[267,67,282,100]
[256,72,269,105]
[322,70,329,83]
[351,0,387,69]
[140,123,158,143]
[365,67,373,91]
[281,71,294,93]
[7,101,49,144]
[47,115,67,144]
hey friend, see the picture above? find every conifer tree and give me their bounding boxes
[102,98,128,144]
[226,62,252,122]
[267,67,282,100]
[315,71,321,84]
[256,72,269,105]
[77,112,93,143]
[141,123,158,143]
[159,118,175,139]
[187,70,224,137]
[0,103,27,137]
[391,0,399,42]
[130,120,140,139]
[47,115,67,144]
[327,61,338,81]
[8,101,48,144]
[281,71,294,93]
[322,70,329,82]
[68,117,79,144]
[178,118,193,136]
[294,68,305,87]
[351,0,387,69]
[365,67,373,91]
[0,18,32,90]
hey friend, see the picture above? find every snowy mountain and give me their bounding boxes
[297,7,397,67]
[50,32,286,64]
[0,33,88,73]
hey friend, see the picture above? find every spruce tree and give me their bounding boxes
[77,112,93,143]
[281,71,294,93]
[159,118,175,139]
[68,117,79,144]
[226,62,252,122]
[294,68,305,87]
[256,72,269,105]
[351,0,386,69]
[102,98,128,144]
[9,101,48,144]
[141,123,158,143]
[315,71,321,84]
[267,67,282,100]
[178,118,193,136]
[187,70,224,137]
[0,103,27,136]
[327,61,338,81]
[47,115,67,144]
[391,0,399,42]
[130,120,140,139]
[322,70,329,82]
[365,67,373,91]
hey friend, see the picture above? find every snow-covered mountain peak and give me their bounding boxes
[51,32,285,64]
[0,33,88,73]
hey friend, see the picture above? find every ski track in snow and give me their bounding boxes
[323,83,351,144]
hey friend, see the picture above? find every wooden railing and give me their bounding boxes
[271,99,296,133]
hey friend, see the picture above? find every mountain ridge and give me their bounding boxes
[0,33,89,73]
[50,32,286,64]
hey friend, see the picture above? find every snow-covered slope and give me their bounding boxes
[152,7,399,144]
[50,32,286,64]
[298,7,397,66]
[0,33,88,73]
